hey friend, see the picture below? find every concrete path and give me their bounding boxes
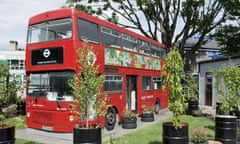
[16,106,215,144]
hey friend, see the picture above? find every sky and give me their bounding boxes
[0,0,66,50]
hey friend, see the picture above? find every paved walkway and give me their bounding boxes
[16,106,215,144]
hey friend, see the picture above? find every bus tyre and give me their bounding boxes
[105,108,116,130]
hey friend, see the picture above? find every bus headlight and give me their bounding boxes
[69,115,74,121]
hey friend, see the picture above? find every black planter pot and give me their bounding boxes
[215,115,237,144]
[234,110,240,119]
[141,112,154,122]
[17,102,26,115]
[237,119,240,142]
[188,100,199,115]
[122,117,137,129]
[162,122,189,144]
[0,126,15,144]
[73,127,101,144]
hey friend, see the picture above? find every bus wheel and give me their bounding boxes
[105,107,117,130]
[155,100,160,114]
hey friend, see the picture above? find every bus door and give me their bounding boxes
[126,76,137,112]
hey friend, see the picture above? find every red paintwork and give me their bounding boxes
[25,8,168,133]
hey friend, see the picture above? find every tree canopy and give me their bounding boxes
[211,0,240,56]
[64,0,239,57]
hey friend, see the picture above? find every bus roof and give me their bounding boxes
[29,8,166,49]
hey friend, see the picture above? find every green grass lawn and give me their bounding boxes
[5,116,42,144]
[15,139,43,144]
[6,115,215,144]
[104,115,215,144]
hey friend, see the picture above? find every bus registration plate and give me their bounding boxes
[42,126,53,131]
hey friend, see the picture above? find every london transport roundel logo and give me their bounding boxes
[43,49,51,58]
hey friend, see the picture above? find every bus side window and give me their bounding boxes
[138,40,151,55]
[78,18,100,43]
[101,26,121,48]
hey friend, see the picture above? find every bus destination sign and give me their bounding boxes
[31,47,63,65]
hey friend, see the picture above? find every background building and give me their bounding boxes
[0,40,25,84]
[198,55,240,107]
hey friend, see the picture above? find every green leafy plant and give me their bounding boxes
[141,103,154,113]
[185,70,199,101]
[191,127,208,143]
[68,40,107,128]
[162,48,185,129]
[0,63,11,105]
[0,63,18,127]
[212,63,240,114]
[123,109,136,119]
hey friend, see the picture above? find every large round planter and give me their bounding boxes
[162,122,189,144]
[190,141,208,144]
[0,126,15,144]
[188,100,199,115]
[141,112,154,122]
[73,127,101,144]
[122,117,137,129]
[215,115,237,144]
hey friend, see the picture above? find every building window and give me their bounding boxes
[8,59,25,70]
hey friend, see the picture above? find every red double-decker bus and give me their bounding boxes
[25,8,168,133]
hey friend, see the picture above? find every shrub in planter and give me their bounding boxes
[68,40,107,144]
[191,127,208,144]
[0,63,17,144]
[185,70,199,116]
[141,104,154,122]
[212,63,240,115]
[212,63,240,144]
[162,48,188,144]
[122,109,137,129]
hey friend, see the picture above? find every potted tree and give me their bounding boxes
[0,63,16,144]
[68,40,107,144]
[161,48,188,144]
[121,109,137,129]
[212,63,240,144]
[185,70,200,116]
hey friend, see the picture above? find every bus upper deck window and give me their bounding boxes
[28,18,72,44]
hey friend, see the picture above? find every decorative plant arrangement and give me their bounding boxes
[0,63,16,143]
[68,40,107,144]
[185,70,200,116]
[141,103,154,113]
[141,103,155,122]
[185,70,199,102]
[161,48,188,144]
[122,109,137,129]
[212,63,240,115]
[211,63,240,144]
[191,127,208,144]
